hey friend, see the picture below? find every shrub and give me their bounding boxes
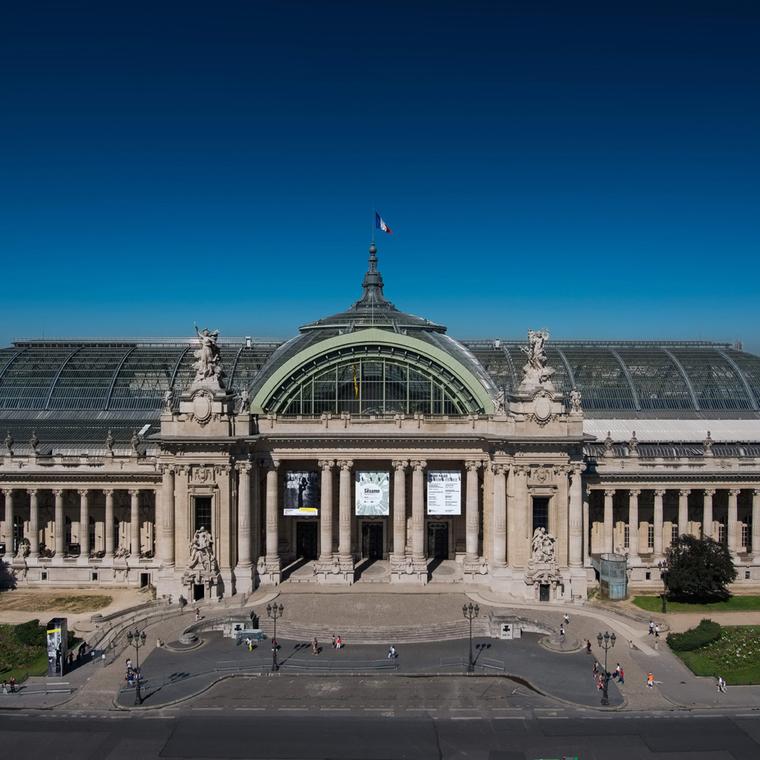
[665,535,736,602]
[667,619,722,651]
[13,619,45,648]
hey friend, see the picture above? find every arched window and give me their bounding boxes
[269,349,482,416]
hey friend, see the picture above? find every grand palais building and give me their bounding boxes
[1,244,759,602]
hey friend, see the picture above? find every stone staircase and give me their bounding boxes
[253,617,491,645]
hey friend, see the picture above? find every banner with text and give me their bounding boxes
[283,470,320,516]
[426,470,462,515]
[355,471,390,516]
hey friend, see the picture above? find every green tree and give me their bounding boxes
[665,535,737,602]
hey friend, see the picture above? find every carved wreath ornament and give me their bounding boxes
[191,390,213,425]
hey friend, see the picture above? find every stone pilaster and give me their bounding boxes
[568,466,583,568]
[728,488,740,558]
[54,489,65,559]
[492,464,507,567]
[129,489,140,558]
[703,488,715,540]
[391,459,408,559]
[257,461,282,584]
[318,459,334,562]
[465,460,481,561]
[653,489,665,560]
[3,489,14,556]
[104,489,115,559]
[678,489,690,537]
[752,489,760,562]
[158,465,175,568]
[234,460,253,594]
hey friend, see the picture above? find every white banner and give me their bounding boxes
[355,471,390,516]
[426,471,461,515]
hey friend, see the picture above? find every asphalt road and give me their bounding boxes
[3,712,760,759]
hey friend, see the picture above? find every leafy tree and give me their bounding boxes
[664,535,737,602]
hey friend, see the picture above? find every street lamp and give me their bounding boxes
[462,603,479,673]
[125,628,147,705]
[267,603,284,672]
[596,630,616,706]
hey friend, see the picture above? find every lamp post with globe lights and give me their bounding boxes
[462,602,479,673]
[267,603,284,672]
[125,628,147,705]
[596,630,616,706]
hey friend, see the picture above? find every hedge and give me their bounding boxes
[667,619,722,651]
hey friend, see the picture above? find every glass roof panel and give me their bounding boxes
[0,347,74,410]
[48,346,130,410]
[670,348,752,410]
[109,346,184,411]
[615,348,693,410]
[724,349,760,408]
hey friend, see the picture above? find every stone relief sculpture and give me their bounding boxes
[114,545,129,559]
[493,388,506,415]
[518,329,556,394]
[236,388,250,414]
[530,527,556,564]
[163,388,175,412]
[14,538,30,560]
[569,388,582,413]
[130,430,141,456]
[105,428,114,455]
[4,431,13,455]
[188,526,217,573]
[193,325,225,389]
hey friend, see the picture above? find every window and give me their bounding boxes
[671,525,678,544]
[647,525,654,549]
[194,496,212,533]
[741,524,749,550]
[718,524,726,544]
[645,571,651,581]
[532,497,549,532]
[623,526,630,549]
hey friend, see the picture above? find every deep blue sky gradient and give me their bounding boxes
[2,1,759,349]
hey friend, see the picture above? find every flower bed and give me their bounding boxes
[675,625,760,685]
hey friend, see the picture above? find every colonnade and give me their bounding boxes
[588,486,760,562]
[1,486,156,560]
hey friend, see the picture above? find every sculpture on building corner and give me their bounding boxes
[163,388,175,413]
[4,431,13,455]
[493,388,506,415]
[193,325,225,389]
[518,329,556,395]
[569,388,582,414]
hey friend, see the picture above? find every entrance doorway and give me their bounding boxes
[296,521,318,560]
[361,522,384,560]
[539,583,550,602]
[427,522,449,560]
[193,583,205,601]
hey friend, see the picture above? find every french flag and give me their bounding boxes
[375,212,392,234]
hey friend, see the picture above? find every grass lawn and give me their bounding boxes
[632,595,760,613]
[0,592,112,613]
[675,625,760,684]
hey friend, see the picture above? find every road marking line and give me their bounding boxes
[451,716,483,721]
[192,707,222,711]
[320,708,350,711]
[234,707,265,711]
[493,716,523,720]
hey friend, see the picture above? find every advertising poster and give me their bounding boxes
[355,471,390,516]
[426,471,462,515]
[46,617,68,676]
[283,470,320,516]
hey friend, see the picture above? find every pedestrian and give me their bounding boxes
[387,645,397,659]
[335,635,342,650]
[612,663,621,680]
[717,675,727,694]
[596,674,603,691]
[593,660,599,676]
[312,637,319,655]
[563,613,570,626]
[648,619,655,636]
[195,607,201,621]
[618,665,625,685]
[559,624,565,638]
[101,652,106,666]
[8,677,16,694]
[654,623,660,638]
[1,681,6,695]
[585,639,592,654]
[331,634,336,649]
[647,672,655,688]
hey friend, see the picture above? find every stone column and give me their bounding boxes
[582,487,590,565]
[129,489,140,558]
[28,489,40,558]
[603,489,615,554]
[678,489,690,537]
[465,461,481,562]
[234,460,253,593]
[411,460,427,563]
[338,460,353,566]
[653,489,665,560]
[318,459,334,562]
[752,489,760,561]
[54,489,65,557]
[104,489,115,559]
[236,462,252,567]
[703,488,715,540]
[628,489,640,562]
[3,489,14,555]
[159,465,175,567]
[492,464,507,567]
[265,463,280,562]
[391,460,408,559]
[728,488,740,557]
[79,489,89,560]
[568,465,583,568]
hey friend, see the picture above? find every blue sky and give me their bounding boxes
[1,1,759,350]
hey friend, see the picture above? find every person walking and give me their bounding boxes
[593,660,600,677]
[387,645,397,659]
[647,672,655,688]
[8,676,16,694]
[331,634,336,649]
[585,639,592,654]
[195,607,201,622]
[618,665,625,685]
[654,624,661,639]
[563,613,570,626]
[648,619,655,636]
[717,675,727,694]
[335,635,342,650]
[312,637,319,655]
